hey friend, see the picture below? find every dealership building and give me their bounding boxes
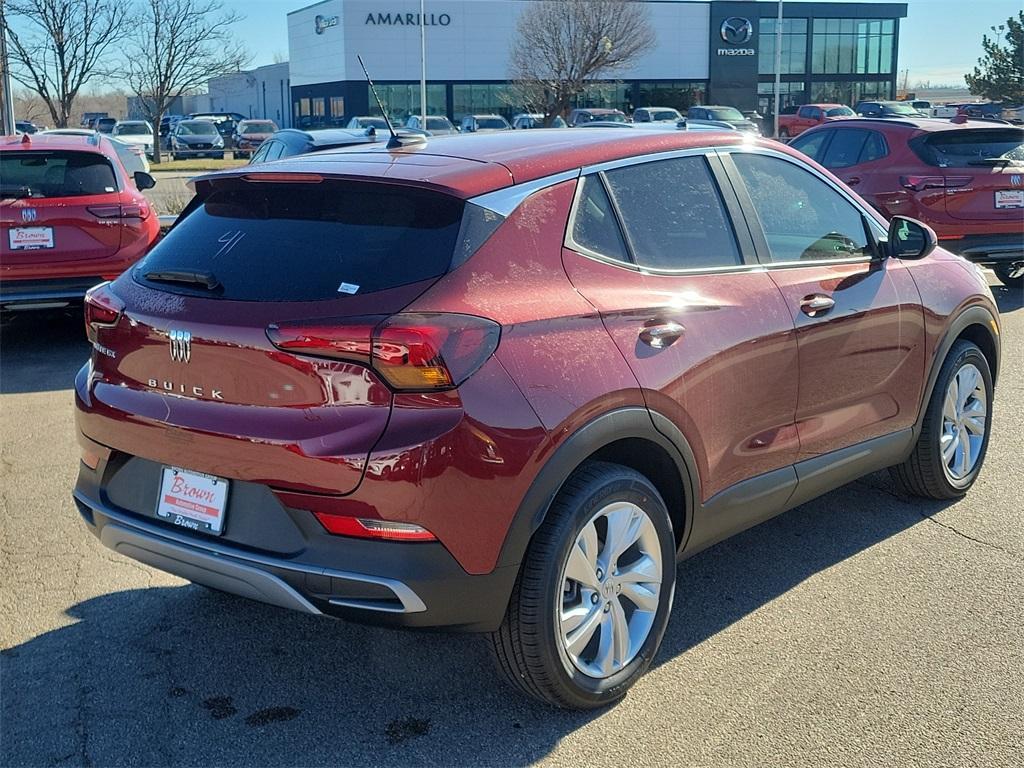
[287,0,907,126]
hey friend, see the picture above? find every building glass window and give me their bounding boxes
[634,81,707,111]
[811,80,892,105]
[812,18,895,75]
[757,81,808,119]
[577,83,631,112]
[369,84,447,122]
[452,84,513,121]
[759,18,808,75]
[329,96,345,125]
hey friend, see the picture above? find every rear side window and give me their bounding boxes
[732,153,871,263]
[136,181,466,301]
[912,129,1024,167]
[572,175,629,262]
[822,129,870,168]
[603,156,741,271]
[0,151,117,198]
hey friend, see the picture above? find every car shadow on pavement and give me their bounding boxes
[0,471,953,768]
[0,308,90,394]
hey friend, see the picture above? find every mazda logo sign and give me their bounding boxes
[168,329,192,363]
[721,16,754,45]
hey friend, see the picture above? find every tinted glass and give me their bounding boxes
[572,175,629,262]
[115,123,150,135]
[0,151,117,198]
[178,121,218,136]
[733,153,871,262]
[822,129,869,168]
[798,106,815,118]
[917,129,1024,167]
[825,106,855,117]
[241,122,275,134]
[477,118,508,129]
[603,157,741,270]
[136,181,465,301]
[708,108,744,121]
[789,130,831,161]
[860,131,887,163]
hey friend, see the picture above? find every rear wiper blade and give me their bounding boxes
[144,269,220,290]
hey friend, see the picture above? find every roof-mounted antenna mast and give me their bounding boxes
[357,54,406,150]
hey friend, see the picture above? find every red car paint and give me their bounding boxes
[73,129,999,604]
[0,133,159,303]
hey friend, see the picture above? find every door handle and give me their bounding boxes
[800,294,836,317]
[844,176,861,186]
[639,321,684,348]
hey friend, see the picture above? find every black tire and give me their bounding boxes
[891,340,994,499]
[993,262,1023,290]
[489,461,676,710]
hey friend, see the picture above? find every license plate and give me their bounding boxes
[8,227,54,250]
[995,190,1024,209]
[156,467,229,535]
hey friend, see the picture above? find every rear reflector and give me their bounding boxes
[84,282,124,341]
[267,313,500,391]
[313,513,437,541]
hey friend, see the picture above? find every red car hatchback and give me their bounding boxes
[0,133,159,309]
[789,117,1024,288]
[73,129,1000,709]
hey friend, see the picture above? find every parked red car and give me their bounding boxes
[777,103,855,137]
[73,129,1000,709]
[0,133,159,309]
[789,117,1024,288]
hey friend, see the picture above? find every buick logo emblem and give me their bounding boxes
[1012,175,1022,187]
[168,329,192,363]
[721,16,754,45]
[21,208,37,222]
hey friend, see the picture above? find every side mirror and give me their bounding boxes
[887,216,937,260]
[134,171,156,191]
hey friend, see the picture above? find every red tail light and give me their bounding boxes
[87,201,151,220]
[267,313,500,391]
[84,282,124,342]
[900,175,972,192]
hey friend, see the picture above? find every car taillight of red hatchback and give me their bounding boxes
[73,129,1000,709]
[1,133,159,310]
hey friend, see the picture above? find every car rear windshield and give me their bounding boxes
[0,151,117,199]
[826,107,855,117]
[477,117,508,129]
[134,180,469,301]
[116,123,150,135]
[651,111,680,121]
[241,122,275,134]
[708,108,744,121]
[913,129,1024,167]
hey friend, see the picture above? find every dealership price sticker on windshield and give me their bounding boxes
[156,467,229,534]
[8,226,54,250]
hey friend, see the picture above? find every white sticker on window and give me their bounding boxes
[337,282,360,294]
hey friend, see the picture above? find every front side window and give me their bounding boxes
[602,156,741,271]
[732,153,871,263]
[789,129,832,162]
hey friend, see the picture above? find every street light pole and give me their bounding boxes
[772,0,783,138]
[0,2,16,135]
[420,0,427,131]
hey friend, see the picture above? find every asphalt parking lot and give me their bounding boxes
[1,279,1021,768]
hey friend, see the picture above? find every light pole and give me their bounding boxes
[420,0,427,131]
[772,0,783,138]
[0,2,15,135]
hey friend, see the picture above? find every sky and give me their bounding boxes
[174,0,1024,86]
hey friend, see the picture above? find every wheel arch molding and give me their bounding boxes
[917,304,1000,437]
[495,407,699,570]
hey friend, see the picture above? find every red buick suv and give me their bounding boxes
[1,133,159,309]
[789,117,1024,289]
[73,129,1000,709]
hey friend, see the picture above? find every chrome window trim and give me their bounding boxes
[580,144,737,176]
[469,169,580,217]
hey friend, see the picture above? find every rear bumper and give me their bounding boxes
[0,276,104,306]
[72,467,519,632]
[940,234,1024,265]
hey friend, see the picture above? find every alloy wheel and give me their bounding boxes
[556,502,663,679]
[940,362,987,481]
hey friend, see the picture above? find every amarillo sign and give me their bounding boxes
[365,12,452,26]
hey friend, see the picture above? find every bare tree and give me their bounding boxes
[507,0,654,126]
[4,0,131,127]
[126,0,249,163]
